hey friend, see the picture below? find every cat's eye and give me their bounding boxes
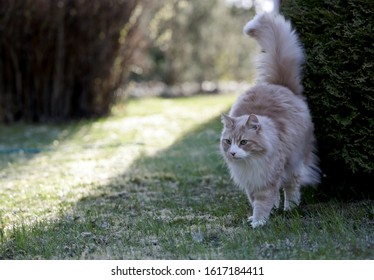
[224,139,231,145]
[240,140,248,145]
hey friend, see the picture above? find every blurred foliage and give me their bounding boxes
[0,0,142,122]
[283,0,373,197]
[134,0,257,85]
[0,0,260,122]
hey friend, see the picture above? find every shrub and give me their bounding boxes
[0,0,142,122]
[282,0,373,197]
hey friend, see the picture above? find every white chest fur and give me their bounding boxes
[228,157,270,192]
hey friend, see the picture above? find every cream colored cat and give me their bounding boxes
[220,5,320,228]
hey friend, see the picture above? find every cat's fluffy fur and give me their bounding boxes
[220,5,320,228]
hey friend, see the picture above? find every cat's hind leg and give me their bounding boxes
[283,176,301,211]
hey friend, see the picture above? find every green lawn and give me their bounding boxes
[0,94,373,259]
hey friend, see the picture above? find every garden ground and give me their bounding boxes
[0,94,372,259]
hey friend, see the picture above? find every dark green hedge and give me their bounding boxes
[282,0,373,198]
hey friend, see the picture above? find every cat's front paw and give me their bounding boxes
[248,216,267,228]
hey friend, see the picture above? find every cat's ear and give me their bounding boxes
[221,113,234,128]
[246,114,261,133]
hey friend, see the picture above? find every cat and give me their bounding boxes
[220,3,320,228]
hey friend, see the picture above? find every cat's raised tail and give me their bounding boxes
[243,9,304,95]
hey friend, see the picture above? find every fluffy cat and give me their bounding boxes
[220,3,320,228]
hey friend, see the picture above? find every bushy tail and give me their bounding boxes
[243,8,304,95]
[300,150,321,186]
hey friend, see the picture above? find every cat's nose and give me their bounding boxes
[230,152,236,157]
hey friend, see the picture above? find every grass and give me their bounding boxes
[0,94,373,259]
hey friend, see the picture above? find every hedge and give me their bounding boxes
[282,0,373,198]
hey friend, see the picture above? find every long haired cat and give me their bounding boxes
[220,3,320,228]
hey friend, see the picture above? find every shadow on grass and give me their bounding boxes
[0,120,97,169]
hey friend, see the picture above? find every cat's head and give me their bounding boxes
[220,114,268,161]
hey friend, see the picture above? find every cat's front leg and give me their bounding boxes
[248,187,280,228]
[248,215,267,228]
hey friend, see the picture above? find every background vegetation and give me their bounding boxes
[0,0,258,122]
[0,0,142,122]
[139,0,257,85]
[283,0,373,198]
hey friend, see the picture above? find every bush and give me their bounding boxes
[282,0,373,198]
[0,0,142,122]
